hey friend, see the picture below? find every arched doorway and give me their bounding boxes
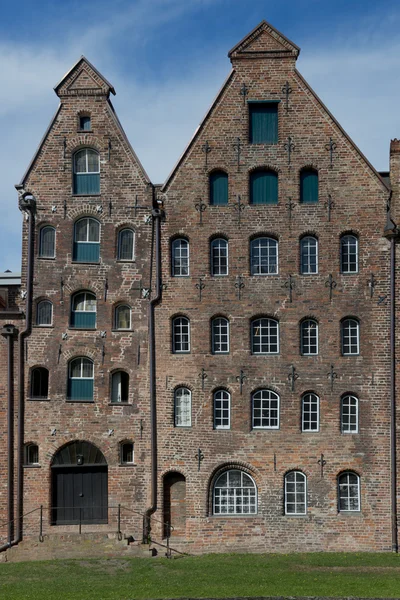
[163,472,186,537]
[51,441,108,525]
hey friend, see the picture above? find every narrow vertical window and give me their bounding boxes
[250,237,278,275]
[120,442,134,464]
[71,292,96,329]
[73,148,100,195]
[172,239,189,277]
[300,169,318,204]
[209,171,228,205]
[36,300,53,326]
[341,235,358,273]
[117,229,134,260]
[25,444,39,465]
[251,318,279,354]
[115,305,131,330]
[174,387,191,426]
[214,390,231,429]
[250,170,278,204]
[301,393,319,432]
[211,238,228,276]
[338,472,360,512]
[79,116,91,131]
[300,319,318,355]
[39,226,55,258]
[252,389,279,429]
[172,317,190,353]
[249,102,278,144]
[111,371,129,403]
[300,236,318,274]
[73,217,100,262]
[68,357,94,401]
[212,318,229,354]
[30,367,49,399]
[285,471,307,515]
[341,395,359,433]
[341,318,359,355]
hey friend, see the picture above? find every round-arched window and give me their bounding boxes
[213,469,257,515]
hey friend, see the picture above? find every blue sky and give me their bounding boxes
[1,0,400,272]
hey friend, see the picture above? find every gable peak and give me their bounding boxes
[228,20,300,61]
[54,56,116,98]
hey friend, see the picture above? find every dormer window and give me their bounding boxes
[79,115,91,131]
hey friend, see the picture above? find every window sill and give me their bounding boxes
[214,428,231,431]
[33,325,54,329]
[71,194,101,198]
[210,514,259,518]
[284,514,308,518]
[249,142,278,146]
[24,464,41,468]
[38,256,56,261]
[66,399,95,403]
[111,329,134,333]
[68,327,97,331]
[77,129,93,133]
[252,427,280,431]
[337,511,362,516]
[27,397,50,402]
[119,463,137,467]
[212,353,230,356]
[174,426,192,429]
[71,261,100,265]
[116,260,136,263]
[108,402,131,406]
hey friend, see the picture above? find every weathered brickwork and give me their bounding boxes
[0,21,399,557]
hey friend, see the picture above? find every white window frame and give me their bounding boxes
[117,228,135,261]
[172,238,189,277]
[211,238,229,276]
[338,472,361,512]
[213,470,257,515]
[300,319,318,355]
[25,443,39,466]
[212,317,230,354]
[214,390,231,429]
[341,395,359,434]
[301,393,320,432]
[252,389,280,429]
[250,237,278,276]
[111,370,129,403]
[74,217,100,243]
[341,235,358,274]
[285,471,307,515]
[174,387,192,427]
[172,317,190,353]
[72,292,97,313]
[251,318,279,354]
[115,305,131,330]
[300,236,318,275]
[341,318,360,355]
[69,357,94,380]
[73,148,100,175]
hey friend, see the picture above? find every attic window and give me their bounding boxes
[79,115,91,131]
[249,102,278,144]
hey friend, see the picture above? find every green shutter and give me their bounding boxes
[249,103,278,144]
[210,171,228,205]
[71,311,96,329]
[68,379,93,401]
[300,170,318,203]
[73,242,100,262]
[250,171,278,205]
[74,173,100,195]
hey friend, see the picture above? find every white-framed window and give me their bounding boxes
[213,470,257,515]
[120,442,134,464]
[115,305,131,330]
[71,291,97,328]
[300,319,318,355]
[338,472,360,512]
[111,371,129,403]
[73,148,100,195]
[117,229,135,261]
[210,238,228,276]
[172,238,189,276]
[251,318,279,354]
[300,236,318,274]
[214,390,230,429]
[172,317,190,353]
[73,217,100,262]
[174,387,191,427]
[341,394,359,433]
[285,471,307,515]
[341,318,359,355]
[25,443,39,466]
[252,389,279,429]
[250,237,278,275]
[212,317,229,354]
[68,357,94,401]
[341,235,358,274]
[36,300,53,326]
[301,393,319,432]
[39,226,55,258]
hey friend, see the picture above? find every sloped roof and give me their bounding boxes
[228,20,300,59]
[54,56,116,96]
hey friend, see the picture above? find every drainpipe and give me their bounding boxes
[0,192,36,553]
[144,187,163,543]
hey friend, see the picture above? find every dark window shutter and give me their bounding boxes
[210,171,228,205]
[249,103,278,144]
[250,170,278,204]
[300,170,318,203]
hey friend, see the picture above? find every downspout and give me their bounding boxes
[144,187,163,542]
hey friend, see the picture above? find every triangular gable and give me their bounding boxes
[228,20,300,60]
[54,56,116,97]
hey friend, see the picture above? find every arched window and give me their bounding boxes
[68,357,94,401]
[111,371,129,403]
[210,238,228,276]
[341,318,359,355]
[300,319,318,355]
[252,389,280,429]
[300,236,318,274]
[36,300,53,326]
[301,393,319,432]
[209,171,228,205]
[214,390,230,429]
[172,317,190,353]
[114,305,131,330]
[211,317,229,354]
[300,169,318,204]
[174,387,191,427]
[120,442,134,464]
[250,237,278,275]
[285,471,307,515]
[341,395,359,433]
[251,318,279,354]
[341,235,358,274]
[70,292,96,329]
[30,367,49,399]
[250,170,278,205]
[213,469,257,515]
[25,443,39,466]
[171,238,189,277]
[39,226,55,258]
[73,148,100,195]
[117,229,135,261]
[338,472,360,512]
[73,217,100,262]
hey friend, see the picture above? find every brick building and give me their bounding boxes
[0,20,399,556]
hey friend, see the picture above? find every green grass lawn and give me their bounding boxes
[0,552,400,600]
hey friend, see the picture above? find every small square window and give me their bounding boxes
[79,116,91,131]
